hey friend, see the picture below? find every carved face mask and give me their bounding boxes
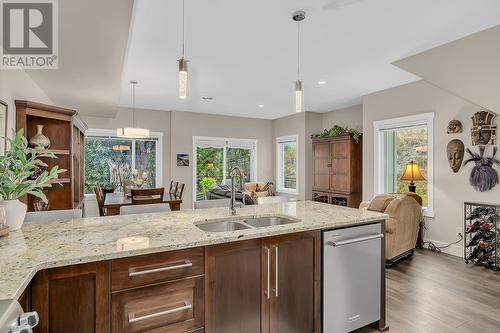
[447,139,465,173]
[447,120,463,134]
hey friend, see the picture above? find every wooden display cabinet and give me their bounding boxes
[16,100,87,212]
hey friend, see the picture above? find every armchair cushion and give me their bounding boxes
[367,194,396,212]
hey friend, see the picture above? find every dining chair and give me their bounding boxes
[131,188,165,205]
[194,198,231,209]
[120,203,170,215]
[25,209,83,223]
[175,183,185,199]
[94,184,106,216]
[123,179,135,196]
[169,181,179,196]
[257,196,290,205]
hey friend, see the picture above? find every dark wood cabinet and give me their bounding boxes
[205,232,321,333]
[205,239,263,333]
[16,100,87,212]
[312,134,362,208]
[264,231,321,333]
[31,261,110,333]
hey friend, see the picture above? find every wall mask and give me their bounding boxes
[447,120,462,134]
[463,146,500,192]
[447,139,464,173]
[471,111,497,145]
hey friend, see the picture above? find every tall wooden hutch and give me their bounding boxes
[312,134,362,208]
[16,100,87,212]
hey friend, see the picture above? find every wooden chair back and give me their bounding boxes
[123,179,135,196]
[131,188,165,205]
[169,181,179,195]
[94,185,106,216]
[175,183,185,199]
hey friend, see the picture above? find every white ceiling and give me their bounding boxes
[119,0,500,119]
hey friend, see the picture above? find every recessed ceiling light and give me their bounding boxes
[318,81,327,85]
[258,104,264,108]
[202,96,213,101]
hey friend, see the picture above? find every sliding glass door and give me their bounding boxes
[194,137,256,201]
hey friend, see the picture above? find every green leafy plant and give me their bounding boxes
[0,129,66,203]
[101,181,118,192]
[200,177,217,199]
[311,125,362,143]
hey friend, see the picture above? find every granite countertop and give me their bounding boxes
[0,201,387,300]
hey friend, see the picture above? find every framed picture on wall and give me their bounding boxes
[177,153,189,166]
[0,100,7,155]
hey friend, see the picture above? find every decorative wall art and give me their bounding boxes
[0,100,7,155]
[463,146,500,192]
[471,111,497,146]
[177,153,189,166]
[447,120,463,134]
[447,139,464,173]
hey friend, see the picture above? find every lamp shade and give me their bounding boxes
[400,161,426,181]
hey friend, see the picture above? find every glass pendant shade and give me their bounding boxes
[112,145,131,151]
[295,80,303,113]
[178,58,188,99]
[116,127,150,139]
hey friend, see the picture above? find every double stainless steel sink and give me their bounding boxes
[194,216,299,232]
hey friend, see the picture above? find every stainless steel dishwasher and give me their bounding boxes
[323,222,383,333]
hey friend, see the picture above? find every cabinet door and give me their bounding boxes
[31,261,110,333]
[265,231,320,333]
[205,239,262,333]
[313,141,331,191]
[330,139,350,192]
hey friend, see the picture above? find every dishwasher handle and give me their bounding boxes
[326,233,384,247]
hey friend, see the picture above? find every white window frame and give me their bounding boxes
[373,112,434,217]
[85,128,163,190]
[192,136,258,206]
[276,134,299,195]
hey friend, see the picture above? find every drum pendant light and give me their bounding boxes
[117,80,150,139]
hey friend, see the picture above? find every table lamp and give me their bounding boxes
[400,161,426,193]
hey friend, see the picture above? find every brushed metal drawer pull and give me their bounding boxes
[128,260,193,277]
[128,301,192,323]
[265,247,270,300]
[326,233,384,247]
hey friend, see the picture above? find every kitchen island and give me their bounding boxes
[0,201,387,333]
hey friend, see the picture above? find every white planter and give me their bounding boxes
[0,199,27,231]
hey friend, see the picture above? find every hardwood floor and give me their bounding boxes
[357,249,500,333]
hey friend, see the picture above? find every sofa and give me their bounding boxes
[206,182,275,205]
[360,193,423,267]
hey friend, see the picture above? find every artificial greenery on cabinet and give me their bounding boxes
[311,125,362,143]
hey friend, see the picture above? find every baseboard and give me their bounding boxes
[422,238,463,258]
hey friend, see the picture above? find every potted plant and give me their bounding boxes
[101,182,117,195]
[0,129,65,230]
[200,177,217,200]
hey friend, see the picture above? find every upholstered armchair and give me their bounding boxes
[360,193,423,266]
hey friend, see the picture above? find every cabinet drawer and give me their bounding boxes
[112,276,204,333]
[112,248,204,291]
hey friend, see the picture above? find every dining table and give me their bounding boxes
[103,192,182,215]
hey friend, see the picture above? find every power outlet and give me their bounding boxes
[456,227,463,237]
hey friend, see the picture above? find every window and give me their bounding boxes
[374,113,434,216]
[193,137,257,202]
[84,129,162,194]
[276,135,298,194]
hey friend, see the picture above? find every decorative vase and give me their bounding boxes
[33,192,50,211]
[0,199,27,231]
[29,125,51,150]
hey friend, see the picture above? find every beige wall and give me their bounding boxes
[322,104,363,131]
[363,80,492,256]
[0,70,53,138]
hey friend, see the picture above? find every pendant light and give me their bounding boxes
[178,0,188,99]
[293,11,305,113]
[117,80,150,139]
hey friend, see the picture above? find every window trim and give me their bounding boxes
[373,113,434,217]
[276,134,299,195]
[192,136,258,207]
[85,128,163,189]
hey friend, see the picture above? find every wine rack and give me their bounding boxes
[464,202,499,270]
